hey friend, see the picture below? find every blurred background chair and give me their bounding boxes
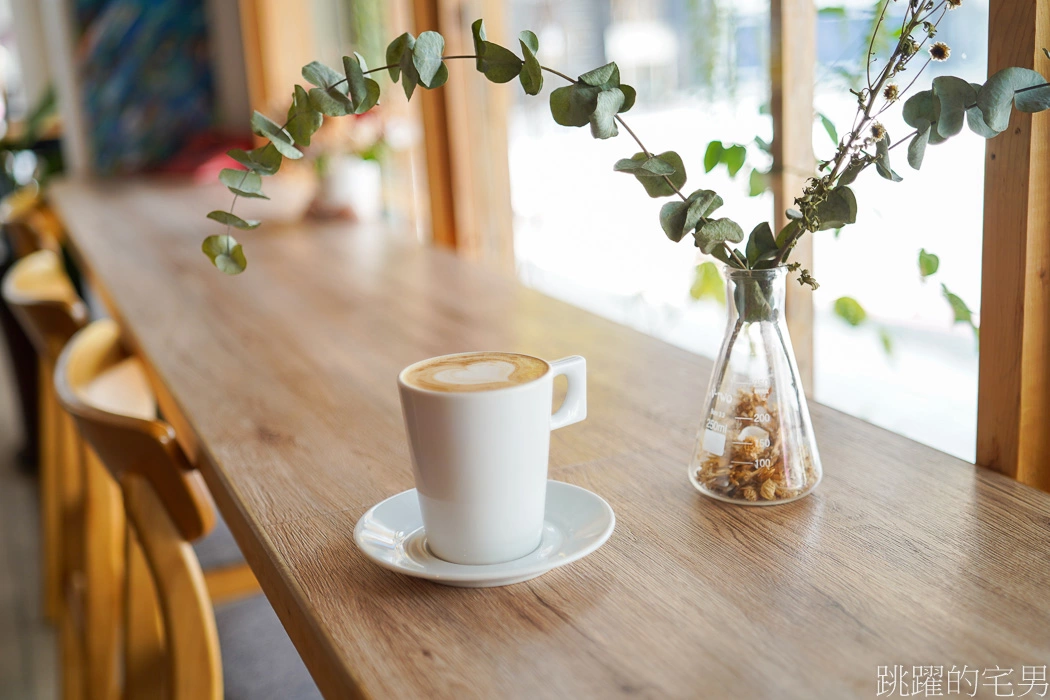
[56,319,320,700]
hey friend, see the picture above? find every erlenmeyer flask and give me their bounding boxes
[689,266,822,504]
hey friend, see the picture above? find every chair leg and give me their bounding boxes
[39,361,61,623]
[60,576,85,700]
[124,524,168,700]
[83,447,124,700]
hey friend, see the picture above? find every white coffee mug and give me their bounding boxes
[397,352,587,565]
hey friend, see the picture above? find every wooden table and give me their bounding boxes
[50,178,1050,699]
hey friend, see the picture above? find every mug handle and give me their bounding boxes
[550,356,587,430]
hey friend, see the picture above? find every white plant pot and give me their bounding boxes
[319,155,383,222]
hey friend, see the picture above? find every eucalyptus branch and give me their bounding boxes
[203,11,1050,281]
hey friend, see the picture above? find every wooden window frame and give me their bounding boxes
[418,0,1050,490]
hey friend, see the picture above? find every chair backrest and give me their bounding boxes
[1,184,63,258]
[55,319,222,700]
[2,249,87,362]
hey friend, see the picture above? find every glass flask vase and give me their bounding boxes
[689,266,822,505]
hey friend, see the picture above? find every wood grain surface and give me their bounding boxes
[50,178,1050,699]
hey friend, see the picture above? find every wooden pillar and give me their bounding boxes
[977,0,1050,491]
[770,0,816,395]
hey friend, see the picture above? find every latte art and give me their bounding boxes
[402,352,548,392]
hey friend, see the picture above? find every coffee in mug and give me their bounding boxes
[398,351,587,565]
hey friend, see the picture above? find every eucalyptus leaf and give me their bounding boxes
[932,76,976,138]
[471,20,486,70]
[704,141,723,173]
[519,30,539,54]
[286,85,323,146]
[695,218,744,255]
[775,220,800,248]
[399,47,420,100]
[202,235,247,275]
[613,151,686,198]
[814,186,857,231]
[875,133,903,182]
[412,31,446,88]
[837,158,867,186]
[745,222,777,266]
[579,62,619,88]
[386,33,415,82]
[919,248,940,277]
[619,84,636,113]
[902,90,940,133]
[908,124,931,170]
[219,168,268,199]
[690,261,724,304]
[833,296,867,327]
[519,34,543,95]
[549,84,598,127]
[227,145,282,176]
[588,88,623,139]
[250,111,303,159]
[207,210,260,230]
[478,41,523,83]
[343,53,380,113]
[978,67,1049,132]
[302,61,345,90]
[942,283,976,333]
[659,189,722,242]
[966,93,999,139]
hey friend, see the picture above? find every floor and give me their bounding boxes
[0,343,56,700]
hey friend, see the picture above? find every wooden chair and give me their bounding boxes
[55,319,321,700]
[2,249,88,631]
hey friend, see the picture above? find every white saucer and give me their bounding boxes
[353,480,615,587]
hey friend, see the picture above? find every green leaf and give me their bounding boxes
[343,53,380,113]
[613,151,686,198]
[775,220,800,248]
[902,89,940,135]
[207,210,260,230]
[908,124,931,170]
[219,168,268,200]
[478,41,523,83]
[549,84,598,127]
[819,112,839,145]
[519,33,543,96]
[412,31,446,88]
[748,168,769,197]
[588,88,623,139]
[309,87,352,117]
[286,85,323,147]
[619,84,636,113]
[519,29,539,55]
[690,262,724,304]
[919,248,940,278]
[302,61,345,90]
[833,297,867,327]
[386,33,415,82]
[250,111,302,159]
[966,84,1000,139]
[879,328,894,356]
[695,218,744,255]
[579,62,620,88]
[978,67,1050,132]
[471,20,486,70]
[745,222,778,266]
[875,132,902,182]
[399,47,420,100]
[227,145,282,176]
[837,158,868,186]
[819,7,847,17]
[814,186,857,231]
[941,284,977,343]
[704,141,723,173]
[202,235,247,275]
[723,144,747,177]
[932,76,977,138]
[659,189,723,242]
